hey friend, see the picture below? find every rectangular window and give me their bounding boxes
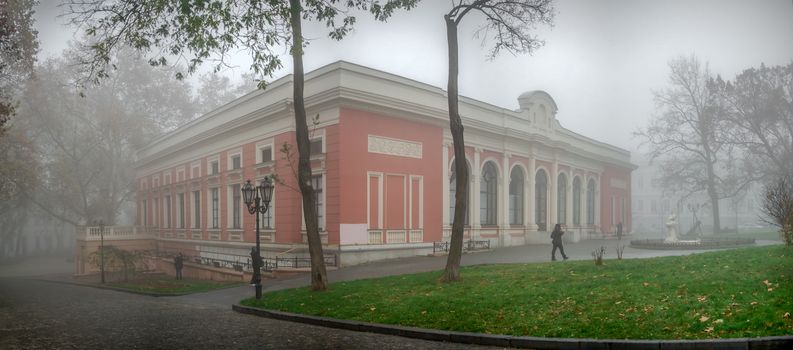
[231,184,241,229]
[261,147,272,163]
[312,174,323,230]
[231,155,241,170]
[165,195,171,228]
[211,188,219,229]
[143,200,148,227]
[193,190,201,228]
[310,139,323,156]
[260,192,274,229]
[210,160,219,175]
[177,193,185,228]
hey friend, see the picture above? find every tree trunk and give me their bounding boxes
[441,15,469,283]
[290,0,328,291]
[707,179,721,234]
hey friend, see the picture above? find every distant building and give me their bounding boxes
[631,155,766,236]
[127,61,635,267]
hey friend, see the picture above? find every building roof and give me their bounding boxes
[136,61,636,172]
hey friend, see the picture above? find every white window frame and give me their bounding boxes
[192,190,201,229]
[256,141,275,164]
[302,172,326,231]
[227,183,243,229]
[163,194,171,229]
[208,156,220,175]
[260,189,275,229]
[176,166,185,183]
[177,192,185,228]
[191,160,201,179]
[227,149,243,171]
[309,130,326,157]
[208,187,220,229]
[164,172,171,186]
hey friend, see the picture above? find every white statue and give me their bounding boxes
[664,214,679,243]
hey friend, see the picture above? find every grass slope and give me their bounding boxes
[242,245,793,340]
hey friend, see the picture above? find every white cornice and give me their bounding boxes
[136,60,635,174]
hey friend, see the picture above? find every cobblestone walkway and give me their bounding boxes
[0,278,500,349]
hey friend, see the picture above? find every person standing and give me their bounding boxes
[550,223,568,261]
[617,222,623,240]
[174,253,184,280]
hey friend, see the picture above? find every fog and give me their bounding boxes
[33,0,793,151]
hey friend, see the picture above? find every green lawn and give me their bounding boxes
[109,277,242,295]
[242,245,793,340]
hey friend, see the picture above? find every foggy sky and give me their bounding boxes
[34,0,793,154]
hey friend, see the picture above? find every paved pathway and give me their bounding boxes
[175,237,781,306]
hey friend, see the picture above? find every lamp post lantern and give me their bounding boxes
[92,219,106,284]
[242,176,274,299]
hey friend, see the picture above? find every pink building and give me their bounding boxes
[133,61,635,267]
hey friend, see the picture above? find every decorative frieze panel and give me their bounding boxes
[368,135,422,159]
[610,178,627,189]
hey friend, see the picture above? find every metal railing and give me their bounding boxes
[433,239,491,254]
[152,250,337,273]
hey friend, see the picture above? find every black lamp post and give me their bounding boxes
[242,176,274,299]
[92,219,106,284]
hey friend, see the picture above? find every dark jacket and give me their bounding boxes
[551,228,564,244]
[174,255,183,270]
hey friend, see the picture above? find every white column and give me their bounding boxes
[472,148,481,230]
[550,160,558,226]
[527,155,536,231]
[501,153,510,228]
[442,144,450,227]
[566,169,574,227]
[595,175,601,231]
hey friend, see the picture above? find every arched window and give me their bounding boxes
[449,159,470,225]
[587,179,596,225]
[535,169,548,231]
[509,167,524,225]
[480,162,498,226]
[557,173,567,224]
[573,177,581,225]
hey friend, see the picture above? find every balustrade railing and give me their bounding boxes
[80,226,153,241]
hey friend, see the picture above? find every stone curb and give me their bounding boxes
[30,278,189,297]
[31,277,243,297]
[232,304,793,350]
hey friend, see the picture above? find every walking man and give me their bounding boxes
[550,223,568,261]
[617,222,623,240]
[174,253,184,280]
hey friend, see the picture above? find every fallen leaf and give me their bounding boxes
[370,307,376,311]
[714,319,724,324]
[643,282,649,287]
[784,312,790,319]
[421,310,427,315]
[750,301,758,306]
[704,326,714,333]
[699,315,710,322]
[615,301,622,305]
[768,288,774,292]
[763,280,772,286]
[697,295,708,302]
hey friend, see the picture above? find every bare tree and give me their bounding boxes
[715,62,793,181]
[441,0,554,282]
[760,177,793,245]
[637,55,748,234]
[16,52,195,227]
[64,0,417,291]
